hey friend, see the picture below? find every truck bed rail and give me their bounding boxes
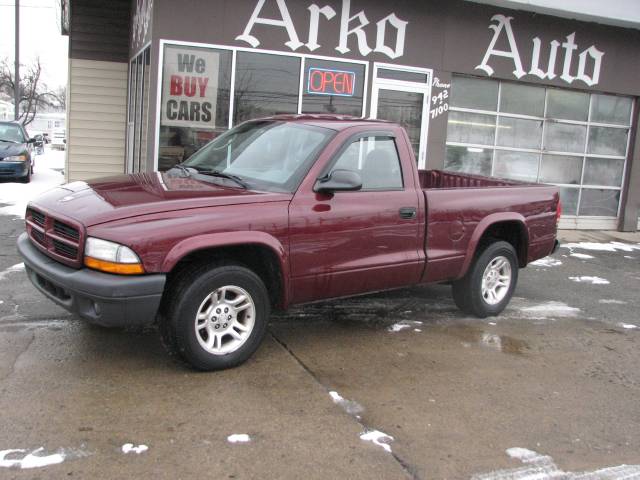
[419,170,526,189]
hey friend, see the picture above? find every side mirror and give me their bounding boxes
[27,137,37,144]
[314,169,362,193]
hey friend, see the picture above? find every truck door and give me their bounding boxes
[288,131,423,304]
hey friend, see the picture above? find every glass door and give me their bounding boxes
[370,64,432,169]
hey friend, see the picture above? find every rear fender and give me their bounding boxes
[459,213,528,278]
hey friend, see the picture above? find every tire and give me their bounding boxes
[21,168,31,183]
[160,262,270,371]
[451,241,518,318]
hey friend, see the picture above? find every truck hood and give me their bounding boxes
[29,172,292,227]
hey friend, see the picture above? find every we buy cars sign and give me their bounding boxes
[161,46,220,129]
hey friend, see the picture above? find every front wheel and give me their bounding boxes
[21,168,32,183]
[161,263,270,371]
[451,241,518,318]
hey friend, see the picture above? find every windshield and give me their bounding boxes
[0,123,25,143]
[183,121,334,192]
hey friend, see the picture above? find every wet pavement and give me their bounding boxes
[1,210,639,478]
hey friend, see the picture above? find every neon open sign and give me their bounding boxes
[307,67,356,97]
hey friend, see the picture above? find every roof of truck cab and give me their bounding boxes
[260,114,393,131]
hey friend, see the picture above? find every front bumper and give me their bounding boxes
[0,161,29,178]
[17,232,166,327]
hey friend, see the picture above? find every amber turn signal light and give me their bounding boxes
[84,256,145,275]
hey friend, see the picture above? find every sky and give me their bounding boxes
[0,0,69,89]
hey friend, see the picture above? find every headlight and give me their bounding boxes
[4,155,28,162]
[84,237,144,275]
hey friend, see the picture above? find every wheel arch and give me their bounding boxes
[460,213,529,277]
[161,232,289,309]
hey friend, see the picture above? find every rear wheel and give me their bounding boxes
[451,241,518,318]
[161,262,269,371]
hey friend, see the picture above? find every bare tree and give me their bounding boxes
[49,85,67,111]
[0,57,60,127]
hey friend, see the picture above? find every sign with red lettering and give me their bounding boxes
[307,68,356,97]
[161,46,220,129]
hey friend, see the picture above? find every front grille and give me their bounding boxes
[25,208,83,267]
[53,239,78,259]
[53,220,79,241]
[31,229,46,245]
[29,209,45,227]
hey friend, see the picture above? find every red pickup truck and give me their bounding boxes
[18,115,560,370]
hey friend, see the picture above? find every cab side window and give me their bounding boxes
[330,136,403,190]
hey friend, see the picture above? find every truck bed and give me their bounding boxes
[419,170,559,284]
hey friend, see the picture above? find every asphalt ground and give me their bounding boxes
[1,196,639,478]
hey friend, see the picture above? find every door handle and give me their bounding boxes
[399,207,417,219]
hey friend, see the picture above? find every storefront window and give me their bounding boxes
[156,43,368,172]
[447,111,495,145]
[302,59,365,116]
[126,47,151,173]
[544,122,586,153]
[445,146,492,176]
[539,155,582,185]
[234,52,300,123]
[450,76,497,111]
[499,83,545,117]
[546,89,589,121]
[445,75,632,221]
[590,94,632,125]
[497,117,542,149]
[493,150,538,182]
[158,45,232,171]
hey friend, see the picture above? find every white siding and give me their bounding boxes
[67,59,128,182]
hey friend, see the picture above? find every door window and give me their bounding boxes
[331,136,403,190]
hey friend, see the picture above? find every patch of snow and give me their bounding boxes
[481,333,503,351]
[519,301,580,319]
[414,328,422,332]
[570,252,594,259]
[329,391,364,418]
[624,255,635,259]
[0,149,65,218]
[562,242,640,253]
[359,430,393,453]
[568,276,610,285]
[488,322,497,326]
[121,444,148,454]
[530,257,562,267]
[0,263,25,282]
[0,448,65,469]
[472,447,640,479]
[387,320,423,332]
[599,299,627,305]
[227,434,250,444]
[618,323,638,330]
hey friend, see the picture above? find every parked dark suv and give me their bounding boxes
[0,121,35,183]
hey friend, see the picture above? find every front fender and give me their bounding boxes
[161,231,289,306]
[459,212,528,278]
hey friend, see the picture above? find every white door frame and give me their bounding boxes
[370,63,432,169]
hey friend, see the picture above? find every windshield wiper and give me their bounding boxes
[194,169,248,189]
[0,138,18,144]
[170,163,192,178]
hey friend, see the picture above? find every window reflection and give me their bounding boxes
[234,52,300,123]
